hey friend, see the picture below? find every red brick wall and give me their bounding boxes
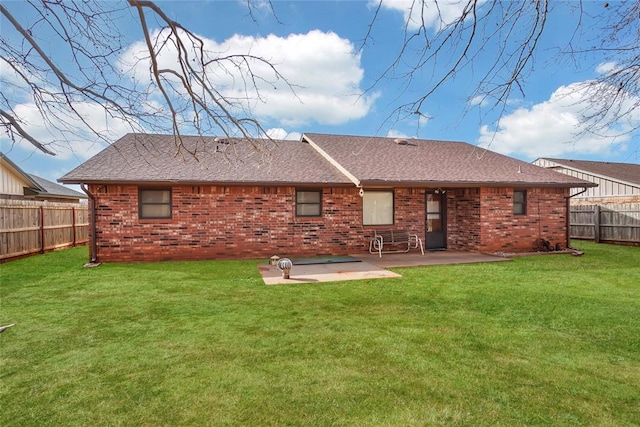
[446,188,481,251]
[478,187,569,252]
[90,185,425,262]
[88,184,569,262]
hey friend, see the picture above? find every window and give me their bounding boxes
[296,190,322,216]
[139,188,172,219]
[426,193,442,232]
[513,190,527,215]
[363,190,394,225]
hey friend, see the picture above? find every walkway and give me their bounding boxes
[260,251,510,285]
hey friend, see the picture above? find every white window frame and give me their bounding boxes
[363,190,394,225]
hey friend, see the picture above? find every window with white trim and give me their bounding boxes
[363,190,394,225]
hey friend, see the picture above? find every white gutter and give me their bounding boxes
[302,134,361,188]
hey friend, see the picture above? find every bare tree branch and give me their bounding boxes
[363,0,639,142]
[1,0,296,157]
[0,108,56,155]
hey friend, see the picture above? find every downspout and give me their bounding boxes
[566,187,588,249]
[81,184,99,264]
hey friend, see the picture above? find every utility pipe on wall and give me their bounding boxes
[81,184,98,263]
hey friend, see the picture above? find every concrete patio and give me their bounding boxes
[354,250,511,269]
[259,250,510,285]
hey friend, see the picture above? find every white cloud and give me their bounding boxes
[1,55,142,161]
[469,95,489,107]
[478,82,640,159]
[386,129,409,139]
[376,0,482,31]
[4,28,374,158]
[118,29,376,128]
[0,61,33,100]
[417,113,431,127]
[264,128,300,140]
[595,62,617,75]
[3,101,132,160]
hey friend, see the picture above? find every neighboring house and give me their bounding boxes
[533,157,640,245]
[1,152,87,203]
[59,133,594,262]
[533,158,640,206]
[1,152,89,261]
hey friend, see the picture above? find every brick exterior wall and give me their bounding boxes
[90,185,427,262]
[88,184,570,262]
[446,188,481,251]
[477,187,569,252]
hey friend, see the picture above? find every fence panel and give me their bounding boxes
[569,205,596,240]
[0,199,89,261]
[570,203,640,244]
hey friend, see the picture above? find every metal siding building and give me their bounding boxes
[533,158,640,204]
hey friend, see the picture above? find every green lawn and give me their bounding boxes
[1,242,638,426]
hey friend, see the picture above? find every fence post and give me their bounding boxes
[40,205,45,253]
[594,205,601,243]
[72,206,77,247]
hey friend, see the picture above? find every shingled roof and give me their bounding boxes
[1,152,85,200]
[303,133,594,188]
[26,174,86,200]
[536,158,640,187]
[60,132,595,188]
[59,134,351,185]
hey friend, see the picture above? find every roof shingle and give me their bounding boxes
[537,158,640,187]
[303,133,594,187]
[60,132,596,188]
[27,174,86,199]
[59,134,351,185]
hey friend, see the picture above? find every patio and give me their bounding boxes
[259,251,511,285]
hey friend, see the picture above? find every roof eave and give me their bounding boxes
[60,177,596,189]
[1,154,45,191]
[57,178,353,187]
[539,158,640,188]
[358,180,598,188]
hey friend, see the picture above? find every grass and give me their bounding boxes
[1,242,638,426]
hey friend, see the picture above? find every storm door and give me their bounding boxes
[425,192,446,250]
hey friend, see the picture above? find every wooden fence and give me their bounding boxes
[570,204,640,245]
[0,199,89,261]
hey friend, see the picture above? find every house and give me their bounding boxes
[1,152,86,203]
[59,133,595,262]
[1,152,89,262]
[533,157,640,245]
[533,158,640,206]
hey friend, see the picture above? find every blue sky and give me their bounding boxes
[2,0,639,188]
